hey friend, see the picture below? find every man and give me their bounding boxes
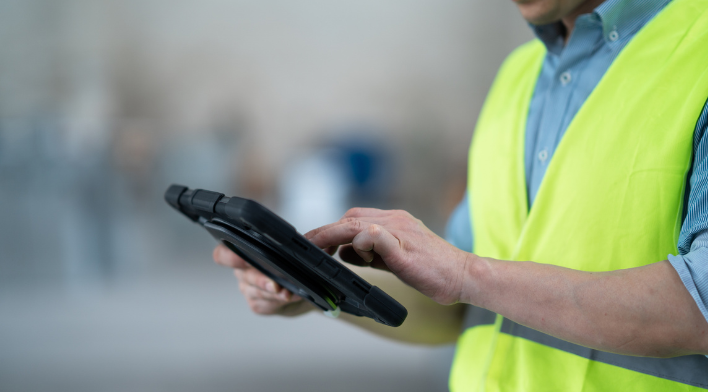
[214,0,708,390]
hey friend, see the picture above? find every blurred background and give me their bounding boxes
[0,1,531,391]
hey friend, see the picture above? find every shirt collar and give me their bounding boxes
[530,0,672,53]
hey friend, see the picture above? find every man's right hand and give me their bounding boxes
[212,244,316,317]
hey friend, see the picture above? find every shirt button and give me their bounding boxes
[560,71,572,85]
[608,29,619,42]
[538,149,549,163]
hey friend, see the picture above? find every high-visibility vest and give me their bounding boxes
[450,0,708,390]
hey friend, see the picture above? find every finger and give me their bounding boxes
[213,244,250,269]
[248,298,289,315]
[239,276,303,306]
[304,213,404,242]
[310,220,400,267]
[303,210,394,240]
[304,221,341,241]
[342,207,393,218]
[240,268,278,293]
[238,269,297,300]
[306,219,373,248]
[339,244,391,272]
[351,224,401,268]
[291,294,302,301]
[240,280,293,302]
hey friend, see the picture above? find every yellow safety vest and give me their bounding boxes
[450,0,708,390]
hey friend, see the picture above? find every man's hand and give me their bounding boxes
[212,244,315,317]
[304,208,469,305]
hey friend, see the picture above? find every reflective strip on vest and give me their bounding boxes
[461,307,708,389]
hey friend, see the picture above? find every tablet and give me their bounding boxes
[164,184,407,327]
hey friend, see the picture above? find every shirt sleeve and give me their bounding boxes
[444,192,474,253]
[669,98,708,325]
[668,247,708,324]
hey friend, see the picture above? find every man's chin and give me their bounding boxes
[515,0,563,25]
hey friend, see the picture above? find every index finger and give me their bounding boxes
[307,219,369,249]
[303,209,394,241]
[342,207,392,218]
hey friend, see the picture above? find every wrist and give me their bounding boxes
[457,252,493,306]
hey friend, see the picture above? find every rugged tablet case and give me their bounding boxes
[165,184,407,327]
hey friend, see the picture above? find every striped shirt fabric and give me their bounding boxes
[446,0,708,325]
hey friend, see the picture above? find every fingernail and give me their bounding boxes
[280,291,290,300]
[266,282,276,292]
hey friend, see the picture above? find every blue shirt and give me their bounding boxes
[446,0,708,324]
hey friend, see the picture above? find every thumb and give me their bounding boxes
[351,224,401,267]
[338,245,392,272]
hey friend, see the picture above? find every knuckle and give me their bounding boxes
[345,207,363,217]
[304,227,320,238]
[246,286,263,301]
[368,224,382,237]
[340,217,357,225]
[243,269,258,284]
[340,217,365,233]
[396,209,413,219]
[259,277,272,290]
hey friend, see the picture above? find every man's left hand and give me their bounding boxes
[304,208,470,305]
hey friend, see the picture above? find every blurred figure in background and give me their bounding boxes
[280,129,393,233]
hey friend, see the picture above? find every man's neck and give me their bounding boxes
[561,0,607,42]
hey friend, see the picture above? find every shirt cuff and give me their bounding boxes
[667,250,708,326]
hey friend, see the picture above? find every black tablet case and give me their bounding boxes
[165,184,407,327]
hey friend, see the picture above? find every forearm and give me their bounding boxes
[340,266,464,345]
[463,256,708,357]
